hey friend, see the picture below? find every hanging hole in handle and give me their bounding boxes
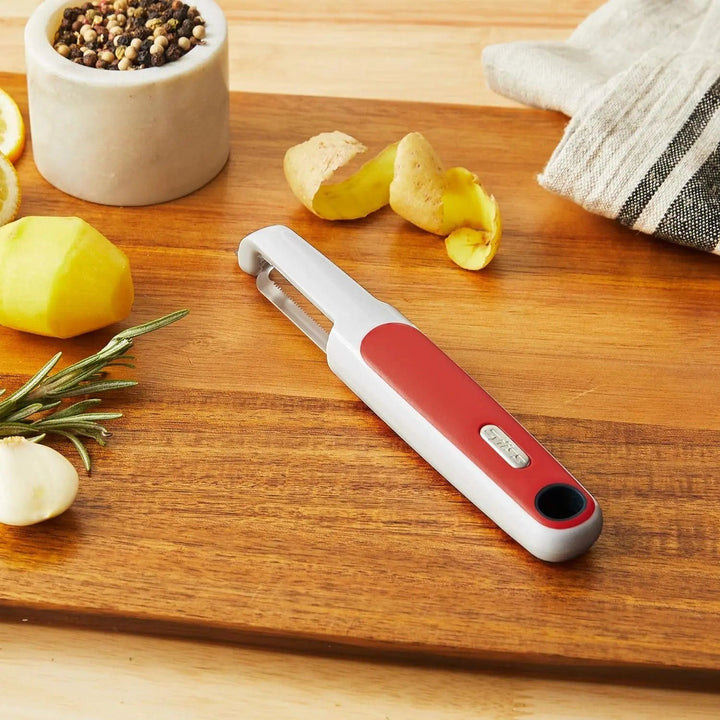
[535,483,587,521]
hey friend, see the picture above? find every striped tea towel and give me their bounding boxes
[482,0,720,255]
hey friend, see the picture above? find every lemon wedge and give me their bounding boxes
[0,152,21,227]
[0,88,26,164]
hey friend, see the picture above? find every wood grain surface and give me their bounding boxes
[3,1,720,715]
[2,68,720,686]
[1,0,602,106]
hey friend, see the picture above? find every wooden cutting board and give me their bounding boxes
[1,71,719,681]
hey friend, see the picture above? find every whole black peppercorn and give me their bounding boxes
[165,43,182,62]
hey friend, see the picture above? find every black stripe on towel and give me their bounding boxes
[617,76,720,228]
[653,144,720,252]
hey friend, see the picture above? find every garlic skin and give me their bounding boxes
[0,436,79,526]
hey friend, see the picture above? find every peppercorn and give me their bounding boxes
[52,0,205,70]
[165,42,182,62]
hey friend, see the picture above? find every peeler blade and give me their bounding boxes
[255,261,329,352]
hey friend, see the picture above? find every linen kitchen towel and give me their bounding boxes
[482,0,720,254]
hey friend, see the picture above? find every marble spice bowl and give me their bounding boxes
[24,0,230,206]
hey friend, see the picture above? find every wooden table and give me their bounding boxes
[2,2,720,717]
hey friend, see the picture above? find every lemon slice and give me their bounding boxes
[0,152,21,227]
[0,88,26,164]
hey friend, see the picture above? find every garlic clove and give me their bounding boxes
[0,436,79,526]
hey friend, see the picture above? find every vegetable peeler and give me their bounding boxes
[237,225,602,562]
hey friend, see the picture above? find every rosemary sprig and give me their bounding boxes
[0,310,188,471]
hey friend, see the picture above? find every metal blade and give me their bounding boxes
[256,261,329,353]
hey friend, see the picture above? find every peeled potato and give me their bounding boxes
[283,130,501,270]
[0,216,134,338]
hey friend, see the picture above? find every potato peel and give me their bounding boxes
[441,166,502,269]
[313,141,398,220]
[283,130,502,270]
[283,131,368,215]
[388,132,446,233]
